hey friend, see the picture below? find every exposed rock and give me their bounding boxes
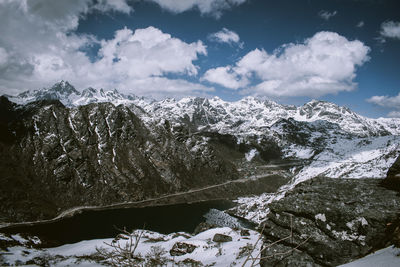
[240,229,250,236]
[381,155,400,191]
[178,258,203,266]
[213,233,232,243]
[260,177,400,266]
[169,242,197,256]
[193,222,216,235]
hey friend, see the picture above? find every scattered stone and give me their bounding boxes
[169,242,197,256]
[240,229,250,236]
[212,233,232,243]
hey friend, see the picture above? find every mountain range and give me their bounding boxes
[1,81,399,223]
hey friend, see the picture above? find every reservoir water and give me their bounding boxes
[1,200,237,246]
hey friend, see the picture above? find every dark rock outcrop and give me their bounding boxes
[193,222,216,235]
[260,177,400,266]
[381,155,400,191]
[0,98,239,223]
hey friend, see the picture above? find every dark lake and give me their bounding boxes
[1,200,236,246]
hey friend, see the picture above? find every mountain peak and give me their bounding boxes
[49,80,79,95]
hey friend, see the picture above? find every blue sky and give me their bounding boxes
[0,0,399,118]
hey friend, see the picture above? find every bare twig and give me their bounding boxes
[242,214,310,266]
[95,227,145,267]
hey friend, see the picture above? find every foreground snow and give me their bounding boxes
[2,227,262,266]
[339,246,400,267]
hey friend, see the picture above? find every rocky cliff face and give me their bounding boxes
[259,177,400,266]
[0,96,239,223]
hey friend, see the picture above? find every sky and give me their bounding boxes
[0,0,399,118]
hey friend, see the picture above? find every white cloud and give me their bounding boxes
[117,77,214,99]
[95,26,206,79]
[367,92,400,118]
[380,21,400,40]
[93,0,133,14]
[202,66,247,89]
[318,10,337,20]
[148,0,247,18]
[0,0,212,98]
[388,111,400,118]
[208,28,241,46]
[203,31,370,97]
[356,21,364,28]
[367,93,400,109]
[79,26,208,96]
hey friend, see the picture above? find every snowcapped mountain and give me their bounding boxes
[139,96,400,137]
[7,80,146,107]
[7,81,81,107]
[7,81,400,137]
[4,81,400,188]
[5,81,400,179]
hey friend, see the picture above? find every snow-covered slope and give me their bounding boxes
[339,246,400,267]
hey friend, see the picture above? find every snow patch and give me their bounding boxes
[315,213,326,222]
[245,149,258,162]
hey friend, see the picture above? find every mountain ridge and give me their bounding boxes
[5,81,400,137]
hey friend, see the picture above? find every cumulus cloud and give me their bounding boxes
[367,92,400,118]
[380,21,400,40]
[80,26,208,96]
[93,0,133,14]
[202,66,247,89]
[148,0,247,18]
[203,31,370,97]
[367,93,400,108]
[318,10,337,20]
[208,28,242,47]
[0,0,212,98]
[96,27,206,78]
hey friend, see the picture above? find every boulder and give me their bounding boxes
[381,155,400,191]
[212,233,232,243]
[169,242,197,256]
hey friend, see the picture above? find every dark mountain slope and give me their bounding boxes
[0,97,239,223]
